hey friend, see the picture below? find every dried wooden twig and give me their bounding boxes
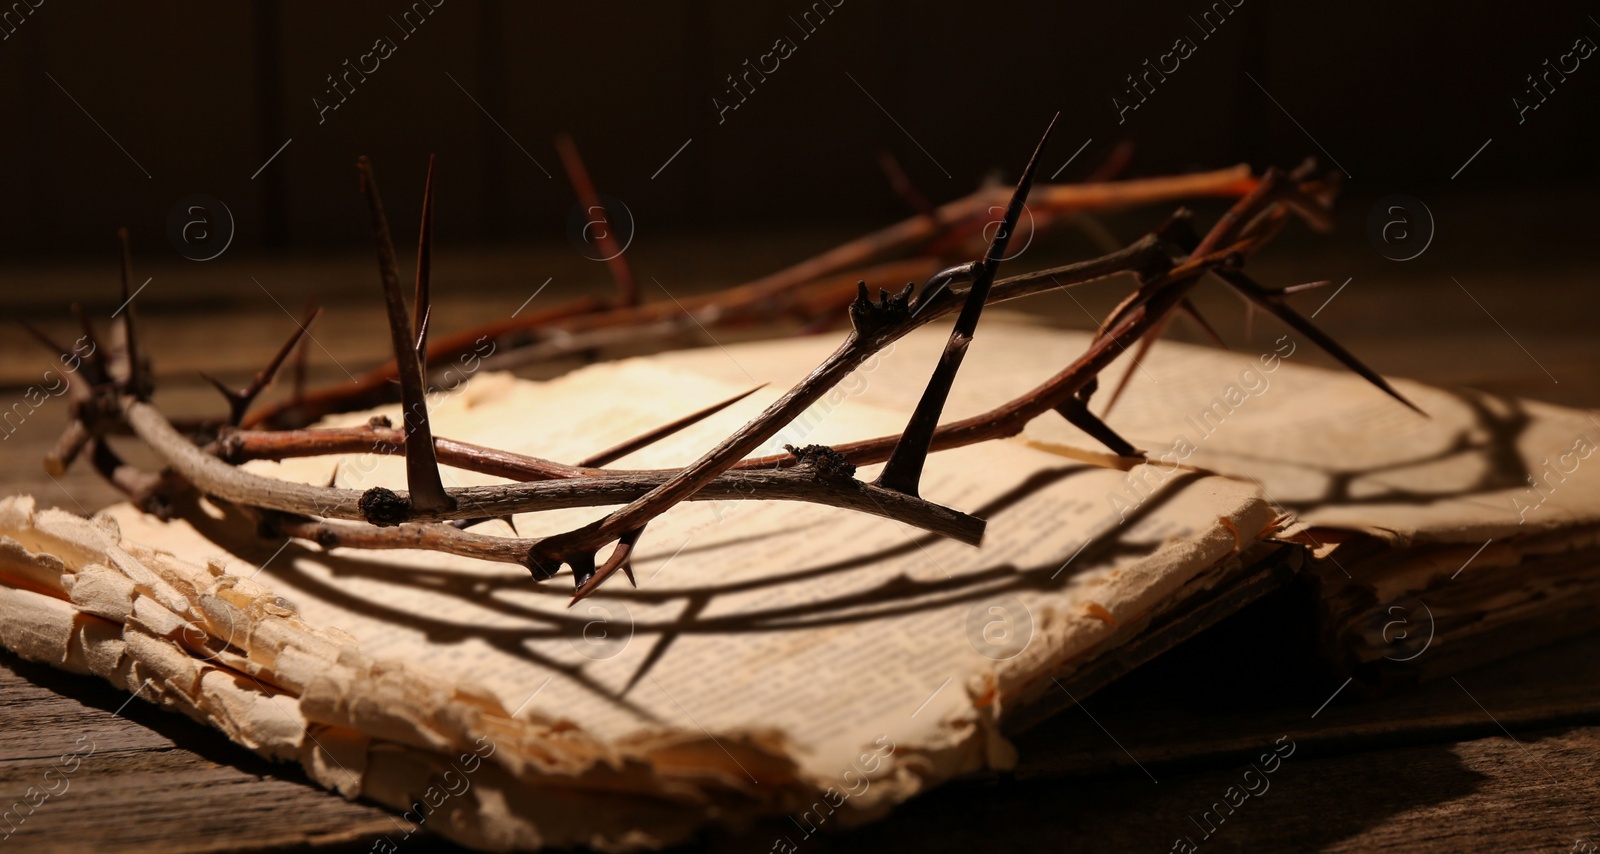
[34,125,1420,604]
[202,306,322,427]
[556,133,637,307]
[240,165,1259,430]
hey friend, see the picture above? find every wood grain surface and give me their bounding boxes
[2,237,1597,852]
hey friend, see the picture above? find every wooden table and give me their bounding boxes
[3,229,1598,852]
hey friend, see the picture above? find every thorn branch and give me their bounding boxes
[55,148,1417,605]
[874,113,1057,496]
[358,156,454,514]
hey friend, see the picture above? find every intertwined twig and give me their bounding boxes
[29,119,1418,604]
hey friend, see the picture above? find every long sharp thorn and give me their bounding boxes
[451,514,518,533]
[570,526,646,605]
[358,157,454,514]
[414,155,435,367]
[261,306,323,388]
[1231,279,1329,343]
[1055,396,1141,458]
[556,133,637,307]
[1101,313,1171,418]
[71,303,108,385]
[577,383,768,468]
[875,113,1057,496]
[1179,297,1228,349]
[117,228,149,400]
[242,306,323,425]
[19,322,90,404]
[19,321,76,365]
[292,297,315,404]
[1218,269,1427,416]
[202,305,323,426]
[199,372,245,422]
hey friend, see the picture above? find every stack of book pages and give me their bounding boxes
[1,318,1592,850]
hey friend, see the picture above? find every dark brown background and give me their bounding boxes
[1,0,1597,264]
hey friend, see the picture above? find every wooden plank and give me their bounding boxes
[2,252,1599,851]
[720,725,1600,853]
[0,651,432,852]
[10,632,1600,853]
[0,2,258,257]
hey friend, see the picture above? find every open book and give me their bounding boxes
[659,317,1600,691]
[2,317,1594,850]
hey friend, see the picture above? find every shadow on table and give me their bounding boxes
[708,737,1487,853]
[703,583,1494,853]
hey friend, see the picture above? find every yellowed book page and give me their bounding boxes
[656,317,1600,547]
[2,355,1272,849]
[113,359,1270,780]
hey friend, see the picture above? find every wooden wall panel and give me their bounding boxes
[0,1,258,258]
[0,0,1595,276]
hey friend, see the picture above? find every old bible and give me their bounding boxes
[2,317,1594,850]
